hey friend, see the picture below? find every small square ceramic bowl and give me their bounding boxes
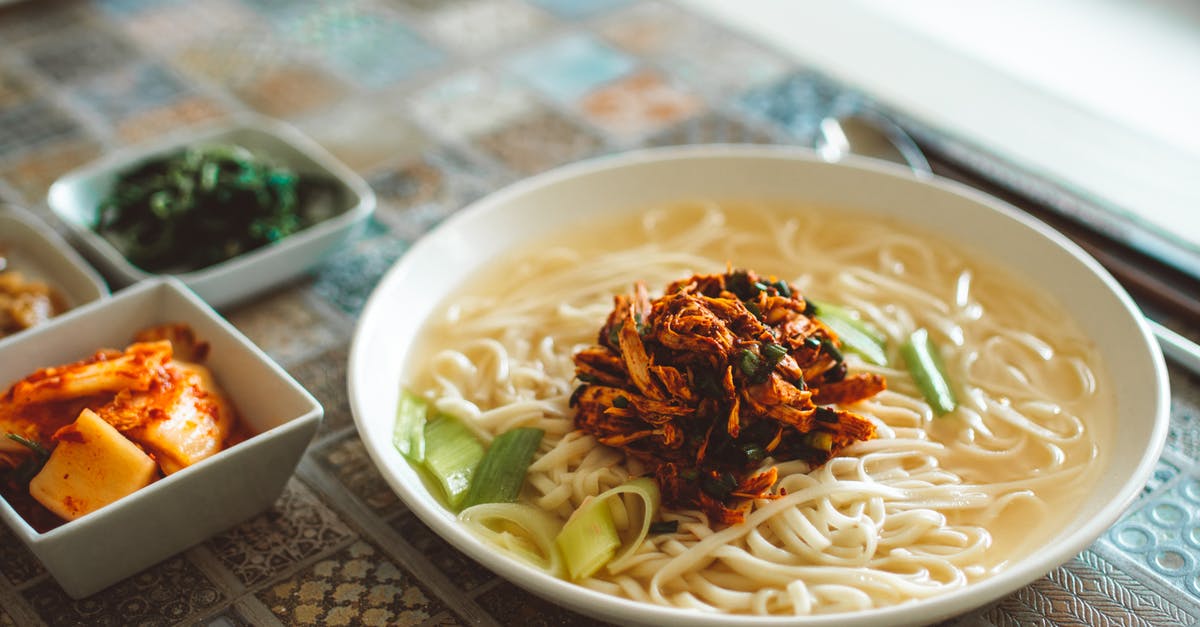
[46,115,376,308]
[0,278,322,598]
[0,204,108,346]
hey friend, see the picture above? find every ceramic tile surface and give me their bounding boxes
[0,1,1197,625]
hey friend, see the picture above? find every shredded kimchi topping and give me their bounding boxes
[571,269,886,525]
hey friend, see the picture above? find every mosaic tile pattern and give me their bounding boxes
[312,234,410,316]
[579,70,703,139]
[425,0,552,55]
[314,433,403,518]
[258,540,448,626]
[476,581,616,626]
[410,71,539,140]
[0,526,45,587]
[474,108,605,175]
[206,480,356,588]
[506,34,637,103]
[528,0,633,19]
[280,6,445,89]
[24,555,225,626]
[0,139,102,203]
[288,344,354,437]
[225,285,346,366]
[388,513,495,594]
[983,550,1197,626]
[0,100,86,155]
[297,98,430,174]
[74,62,191,124]
[1103,465,1200,598]
[20,27,136,84]
[736,70,845,143]
[0,0,1197,625]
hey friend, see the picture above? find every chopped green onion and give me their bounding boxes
[813,407,839,423]
[6,433,50,484]
[393,390,428,463]
[901,328,958,416]
[738,348,762,379]
[700,472,738,500]
[422,413,485,510]
[806,431,834,451]
[462,427,544,509]
[761,342,788,363]
[459,502,564,577]
[555,477,661,578]
[820,338,844,363]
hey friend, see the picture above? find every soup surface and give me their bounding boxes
[404,201,1112,615]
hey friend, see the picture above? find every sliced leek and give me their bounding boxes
[555,494,620,580]
[422,413,485,509]
[462,427,544,509]
[459,502,564,576]
[393,389,428,463]
[554,477,662,579]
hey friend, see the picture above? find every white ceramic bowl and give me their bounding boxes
[46,116,375,309]
[347,146,1169,627]
[0,204,108,345]
[0,278,322,598]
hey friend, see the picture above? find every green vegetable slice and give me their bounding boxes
[459,502,564,577]
[818,314,888,367]
[808,299,888,366]
[809,299,887,343]
[462,427,544,509]
[392,390,428,463]
[422,413,485,510]
[555,477,661,579]
[901,328,958,415]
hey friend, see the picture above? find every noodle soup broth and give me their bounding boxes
[402,200,1114,616]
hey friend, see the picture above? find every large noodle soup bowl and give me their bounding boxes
[349,146,1168,626]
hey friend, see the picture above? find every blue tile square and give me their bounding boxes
[95,0,186,17]
[75,63,189,123]
[313,234,410,315]
[506,34,636,102]
[280,6,445,89]
[734,71,842,143]
[528,0,633,19]
[0,100,84,155]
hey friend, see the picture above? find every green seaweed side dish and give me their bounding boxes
[94,144,335,273]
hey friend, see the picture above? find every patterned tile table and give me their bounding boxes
[0,1,1198,625]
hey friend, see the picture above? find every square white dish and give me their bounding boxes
[0,204,108,345]
[46,115,376,309]
[0,278,322,598]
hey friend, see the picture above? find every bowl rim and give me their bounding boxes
[0,203,108,305]
[348,144,1170,626]
[44,113,377,284]
[0,277,323,544]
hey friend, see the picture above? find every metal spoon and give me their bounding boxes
[817,112,1200,374]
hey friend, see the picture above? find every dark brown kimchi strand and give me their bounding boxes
[571,269,886,525]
